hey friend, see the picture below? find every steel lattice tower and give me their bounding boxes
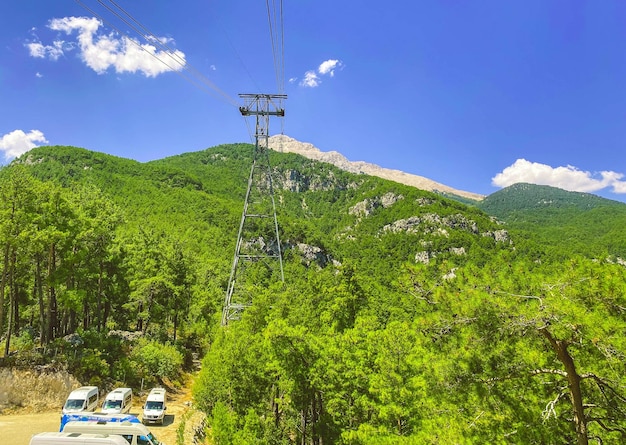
[221,94,286,325]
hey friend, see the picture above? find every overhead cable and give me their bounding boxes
[266,0,285,94]
[75,0,239,108]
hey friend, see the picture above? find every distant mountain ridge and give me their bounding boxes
[476,182,626,258]
[478,182,626,219]
[268,134,485,201]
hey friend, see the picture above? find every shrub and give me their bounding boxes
[130,339,184,384]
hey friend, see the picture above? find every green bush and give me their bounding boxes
[130,339,184,384]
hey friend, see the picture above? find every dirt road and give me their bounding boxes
[0,379,197,445]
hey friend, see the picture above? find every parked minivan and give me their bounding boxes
[62,421,164,445]
[101,388,133,414]
[63,386,100,414]
[30,432,129,445]
[142,388,167,425]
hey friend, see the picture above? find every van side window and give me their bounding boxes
[121,435,133,444]
[88,394,97,405]
[138,435,152,445]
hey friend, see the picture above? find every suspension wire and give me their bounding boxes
[97,0,239,107]
[265,0,286,145]
[266,0,285,95]
[212,8,261,144]
[76,0,281,144]
[75,0,239,107]
[279,0,285,95]
[265,0,278,92]
[217,20,262,94]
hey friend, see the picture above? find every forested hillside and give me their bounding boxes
[478,183,626,258]
[1,144,625,444]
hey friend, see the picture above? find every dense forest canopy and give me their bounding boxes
[0,144,625,444]
[478,183,626,258]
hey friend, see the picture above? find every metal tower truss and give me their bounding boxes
[222,94,287,325]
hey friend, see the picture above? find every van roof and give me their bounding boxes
[148,388,166,395]
[31,432,129,444]
[63,420,152,435]
[146,388,166,401]
[105,388,132,399]
[68,386,99,396]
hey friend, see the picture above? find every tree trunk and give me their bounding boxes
[4,247,16,357]
[103,300,110,332]
[311,390,322,445]
[317,391,324,445]
[142,287,154,335]
[69,309,77,334]
[82,297,90,331]
[12,279,20,334]
[36,255,46,344]
[540,327,588,445]
[47,243,58,341]
[97,261,104,332]
[0,243,9,342]
[173,311,178,343]
[136,301,143,332]
[272,382,281,429]
[301,408,307,445]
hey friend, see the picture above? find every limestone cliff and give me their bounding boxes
[268,134,484,201]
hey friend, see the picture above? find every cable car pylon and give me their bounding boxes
[221,93,287,325]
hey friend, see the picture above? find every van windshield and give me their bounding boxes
[137,433,161,445]
[103,400,122,409]
[64,399,85,410]
[145,401,163,410]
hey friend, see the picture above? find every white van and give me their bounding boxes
[101,388,133,414]
[62,421,164,445]
[63,386,100,414]
[142,388,167,425]
[30,432,129,445]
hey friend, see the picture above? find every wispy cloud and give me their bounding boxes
[492,159,626,194]
[300,70,320,88]
[27,39,67,61]
[318,59,341,76]
[0,129,48,161]
[26,16,186,78]
[291,58,344,88]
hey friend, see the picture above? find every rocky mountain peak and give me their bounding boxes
[268,134,484,201]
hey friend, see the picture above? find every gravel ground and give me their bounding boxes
[0,379,198,445]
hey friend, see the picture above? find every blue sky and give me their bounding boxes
[2,1,626,202]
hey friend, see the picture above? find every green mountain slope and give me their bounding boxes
[478,183,626,258]
[16,143,506,281]
[1,146,625,444]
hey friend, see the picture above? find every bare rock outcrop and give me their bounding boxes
[0,368,80,412]
[268,135,484,201]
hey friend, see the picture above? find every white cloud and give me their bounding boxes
[300,71,320,88]
[318,59,342,77]
[27,40,66,60]
[492,159,626,194]
[26,16,186,78]
[297,58,344,88]
[0,130,48,160]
